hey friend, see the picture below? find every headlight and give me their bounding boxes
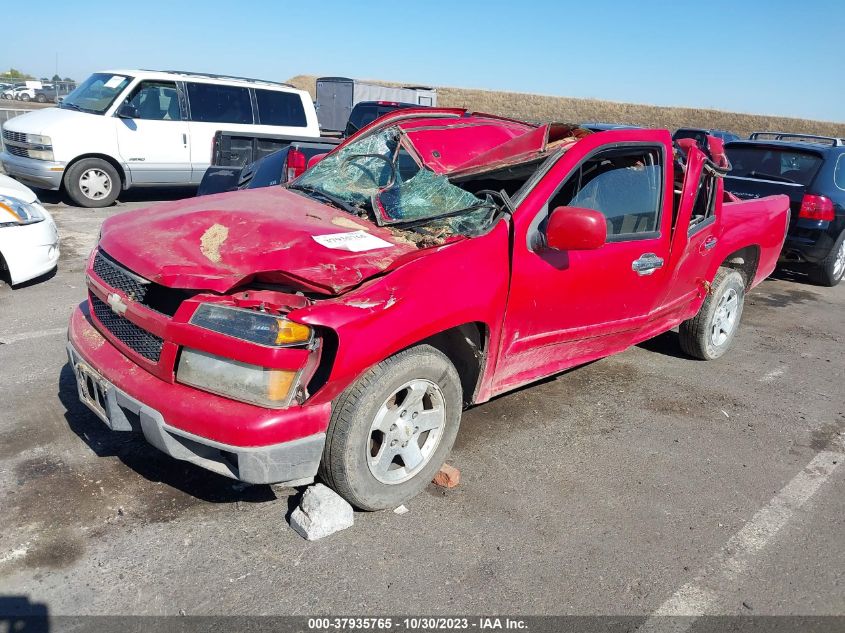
[27,134,51,146]
[26,148,54,161]
[177,348,299,408]
[190,303,313,347]
[0,195,45,225]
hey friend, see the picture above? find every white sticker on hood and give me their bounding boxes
[312,231,393,252]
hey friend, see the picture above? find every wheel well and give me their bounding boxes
[64,154,126,190]
[0,250,9,285]
[721,245,760,289]
[418,323,488,405]
[306,323,488,405]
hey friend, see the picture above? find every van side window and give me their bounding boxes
[548,147,663,239]
[186,83,253,124]
[126,81,181,121]
[255,89,306,127]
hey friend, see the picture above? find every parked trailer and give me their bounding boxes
[315,77,436,132]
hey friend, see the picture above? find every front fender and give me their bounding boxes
[292,221,511,404]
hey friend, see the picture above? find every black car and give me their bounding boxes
[674,127,741,144]
[197,142,335,196]
[344,101,420,137]
[723,133,845,286]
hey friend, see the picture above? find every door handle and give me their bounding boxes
[632,253,665,276]
[701,236,718,252]
[182,133,187,146]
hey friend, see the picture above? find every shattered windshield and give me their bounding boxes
[292,126,496,235]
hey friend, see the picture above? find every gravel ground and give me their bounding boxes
[0,190,843,619]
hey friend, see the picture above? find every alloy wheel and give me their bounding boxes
[367,379,446,485]
[711,287,739,347]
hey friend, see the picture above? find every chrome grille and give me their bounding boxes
[92,250,150,302]
[2,130,27,144]
[90,294,163,362]
[5,145,29,158]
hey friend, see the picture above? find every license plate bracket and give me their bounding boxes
[75,361,111,425]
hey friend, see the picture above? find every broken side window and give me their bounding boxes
[688,169,718,232]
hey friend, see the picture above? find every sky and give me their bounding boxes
[1,0,843,122]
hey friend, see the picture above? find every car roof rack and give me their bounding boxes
[141,69,294,89]
[748,132,844,147]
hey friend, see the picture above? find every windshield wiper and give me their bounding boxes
[60,102,83,111]
[288,183,361,216]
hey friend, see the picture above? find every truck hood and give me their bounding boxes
[2,106,93,136]
[98,187,423,295]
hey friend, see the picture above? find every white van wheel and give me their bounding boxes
[65,159,120,208]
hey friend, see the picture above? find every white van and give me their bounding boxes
[0,70,320,207]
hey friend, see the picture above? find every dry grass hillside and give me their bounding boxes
[288,75,845,138]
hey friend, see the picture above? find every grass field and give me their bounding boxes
[288,75,845,138]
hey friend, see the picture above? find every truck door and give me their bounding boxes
[653,147,724,329]
[115,80,191,184]
[493,132,675,393]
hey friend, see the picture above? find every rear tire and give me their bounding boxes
[35,94,47,103]
[679,269,745,360]
[319,345,463,511]
[64,158,120,208]
[809,230,845,287]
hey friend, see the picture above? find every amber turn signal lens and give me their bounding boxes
[267,369,297,402]
[274,319,312,346]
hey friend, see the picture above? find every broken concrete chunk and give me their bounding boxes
[393,505,409,515]
[432,463,461,489]
[289,483,353,540]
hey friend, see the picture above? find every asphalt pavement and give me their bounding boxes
[0,191,843,620]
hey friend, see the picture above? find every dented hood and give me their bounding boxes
[98,187,420,294]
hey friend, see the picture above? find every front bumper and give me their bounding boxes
[67,303,329,485]
[0,211,59,285]
[0,151,65,190]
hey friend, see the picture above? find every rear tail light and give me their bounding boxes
[285,148,307,182]
[799,194,834,221]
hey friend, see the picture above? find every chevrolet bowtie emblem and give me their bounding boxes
[107,293,128,315]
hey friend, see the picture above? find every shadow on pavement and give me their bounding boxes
[0,595,49,632]
[636,330,688,360]
[57,362,276,506]
[34,186,196,208]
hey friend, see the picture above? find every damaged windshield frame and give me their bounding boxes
[289,125,499,234]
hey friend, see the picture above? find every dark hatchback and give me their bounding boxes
[724,133,845,286]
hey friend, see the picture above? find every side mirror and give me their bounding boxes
[545,206,606,251]
[116,103,139,119]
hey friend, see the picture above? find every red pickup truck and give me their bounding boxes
[67,108,789,510]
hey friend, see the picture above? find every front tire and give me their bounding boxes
[809,230,845,287]
[64,158,120,208]
[320,345,463,511]
[35,94,47,103]
[679,269,745,360]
